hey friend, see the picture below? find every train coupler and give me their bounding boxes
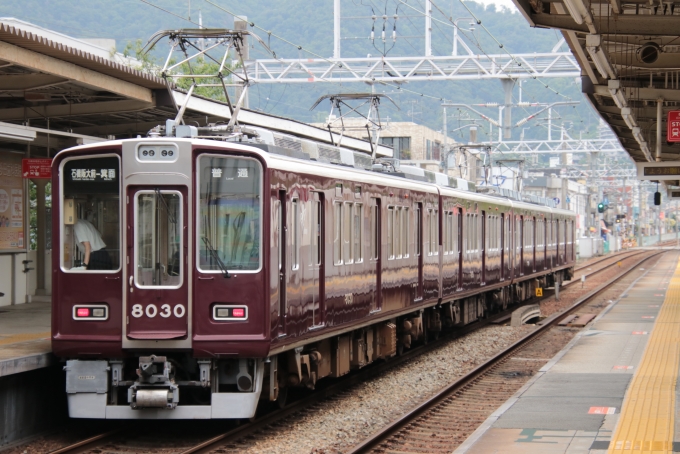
[128,355,179,409]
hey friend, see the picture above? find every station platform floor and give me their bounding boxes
[455,250,680,454]
[0,297,54,377]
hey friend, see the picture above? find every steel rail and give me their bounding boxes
[47,429,123,454]
[344,249,665,453]
[176,251,640,453]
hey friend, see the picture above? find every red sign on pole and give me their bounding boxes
[668,110,680,143]
[21,158,52,179]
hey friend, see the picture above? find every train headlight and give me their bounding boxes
[213,305,248,321]
[73,304,108,321]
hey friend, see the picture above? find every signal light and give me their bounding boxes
[232,308,245,318]
[654,191,661,206]
[73,305,108,321]
[213,305,248,321]
[597,202,605,213]
[77,308,90,317]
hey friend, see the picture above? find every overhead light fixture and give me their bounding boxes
[562,0,594,29]
[639,141,653,161]
[637,42,661,64]
[0,123,36,142]
[586,35,617,80]
[632,126,645,144]
[608,79,627,108]
[621,107,637,129]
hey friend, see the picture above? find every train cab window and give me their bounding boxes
[60,156,120,272]
[197,156,262,272]
[135,191,182,287]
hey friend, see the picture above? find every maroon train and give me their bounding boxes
[52,131,575,419]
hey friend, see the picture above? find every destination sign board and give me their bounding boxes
[636,161,680,180]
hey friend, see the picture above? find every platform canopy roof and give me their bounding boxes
[512,0,680,182]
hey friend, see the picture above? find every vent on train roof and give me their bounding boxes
[273,135,303,152]
[477,186,557,208]
[318,145,341,163]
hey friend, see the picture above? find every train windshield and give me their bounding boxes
[198,155,262,272]
[60,156,120,272]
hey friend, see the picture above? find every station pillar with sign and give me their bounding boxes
[22,159,51,296]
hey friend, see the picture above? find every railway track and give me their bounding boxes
[344,249,668,454]
[42,249,666,454]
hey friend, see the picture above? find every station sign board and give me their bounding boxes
[668,189,680,199]
[669,111,680,143]
[636,161,680,180]
[22,158,52,179]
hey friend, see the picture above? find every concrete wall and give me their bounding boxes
[25,250,52,297]
[0,253,28,306]
[0,365,67,447]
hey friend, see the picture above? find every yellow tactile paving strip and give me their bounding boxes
[0,332,50,346]
[608,261,680,454]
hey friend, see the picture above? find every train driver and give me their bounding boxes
[74,215,111,270]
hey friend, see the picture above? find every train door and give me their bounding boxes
[311,193,324,326]
[481,211,486,285]
[415,203,423,300]
[127,186,188,340]
[277,190,287,337]
[370,198,382,312]
[288,195,301,334]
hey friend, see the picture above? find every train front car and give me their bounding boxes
[52,138,270,419]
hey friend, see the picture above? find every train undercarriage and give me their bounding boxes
[65,269,572,419]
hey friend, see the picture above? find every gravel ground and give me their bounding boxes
[219,324,534,454]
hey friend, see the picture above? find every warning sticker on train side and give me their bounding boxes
[535,288,543,297]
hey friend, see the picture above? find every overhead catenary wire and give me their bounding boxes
[203,0,454,104]
[139,0,578,142]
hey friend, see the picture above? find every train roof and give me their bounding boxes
[56,135,573,217]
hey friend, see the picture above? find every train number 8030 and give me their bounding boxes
[131,304,186,318]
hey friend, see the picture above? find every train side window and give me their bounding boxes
[402,207,409,258]
[343,202,353,264]
[387,206,394,260]
[433,210,439,255]
[334,202,342,265]
[395,207,402,259]
[370,204,378,260]
[415,206,421,257]
[312,198,321,266]
[444,211,451,254]
[453,209,463,256]
[291,198,299,270]
[354,203,363,263]
[60,155,121,272]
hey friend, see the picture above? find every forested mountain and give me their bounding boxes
[0,0,599,141]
